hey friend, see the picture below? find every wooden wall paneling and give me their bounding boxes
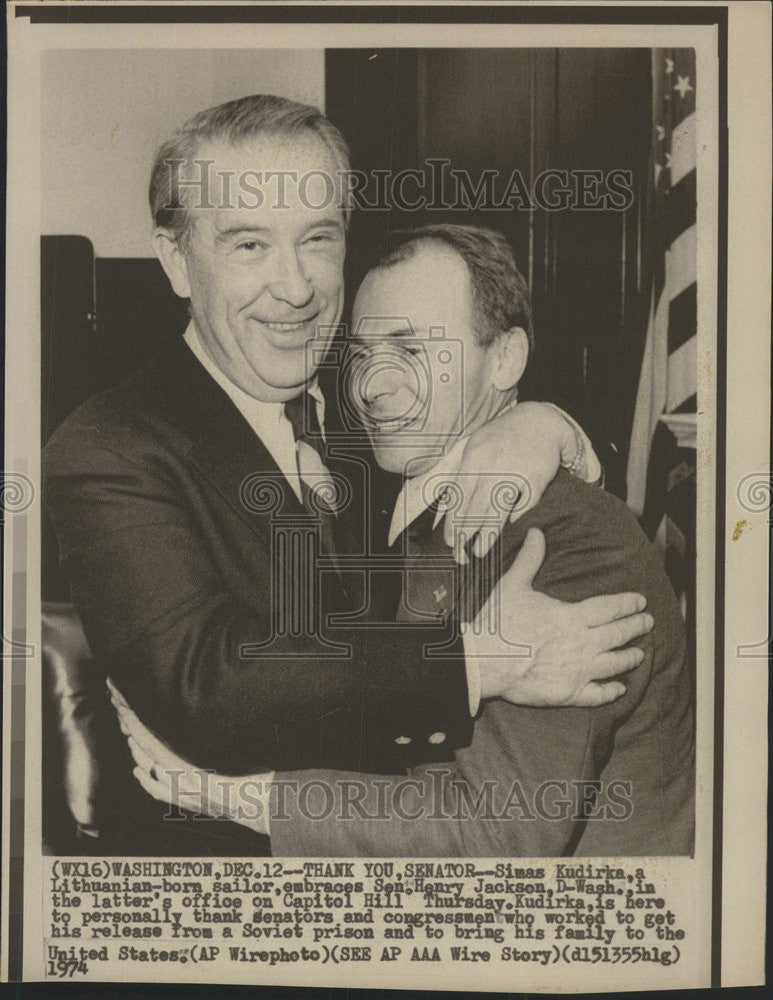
[417,49,533,273]
[41,235,98,444]
[551,49,650,491]
[325,48,420,315]
[524,49,560,406]
[325,48,651,489]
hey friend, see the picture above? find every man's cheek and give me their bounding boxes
[315,251,345,289]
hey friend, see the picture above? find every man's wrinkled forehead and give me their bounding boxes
[353,245,474,337]
[352,316,423,343]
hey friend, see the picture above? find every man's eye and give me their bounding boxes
[236,240,267,252]
[305,233,334,245]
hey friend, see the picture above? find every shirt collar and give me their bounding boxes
[387,398,521,547]
[183,321,325,429]
[388,436,470,547]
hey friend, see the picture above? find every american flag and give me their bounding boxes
[627,49,697,604]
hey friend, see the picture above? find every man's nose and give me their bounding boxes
[360,372,393,406]
[267,248,314,308]
[354,357,401,408]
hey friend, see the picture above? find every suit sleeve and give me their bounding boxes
[268,653,649,859]
[43,418,472,775]
[268,766,487,858]
[270,763,542,857]
[268,646,656,858]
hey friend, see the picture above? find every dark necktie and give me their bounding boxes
[284,391,339,561]
[400,500,496,625]
[399,500,459,622]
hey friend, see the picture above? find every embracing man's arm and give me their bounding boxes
[45,404,646,776]
[448,400,602,562]
[44,413,473,774]
[120,603,652,860]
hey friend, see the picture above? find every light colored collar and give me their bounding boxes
[387,397,521,547]
[183,321,325,428]
[388,436,470,547]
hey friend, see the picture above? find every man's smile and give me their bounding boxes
[252,310,319,333]
[367,412,422,434]
[259,318,317,333]
[247,311,324,348]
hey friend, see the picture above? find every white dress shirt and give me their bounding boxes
[184,322,325,505]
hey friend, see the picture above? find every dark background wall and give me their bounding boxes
[325,48,652,493]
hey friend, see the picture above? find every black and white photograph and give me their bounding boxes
[3,2,769,992]
[42,43,699,857]
[40,43,698,860]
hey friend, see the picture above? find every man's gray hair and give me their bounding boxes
[149,93,352,245]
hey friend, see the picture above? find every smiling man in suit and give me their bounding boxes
[44,97,655,849]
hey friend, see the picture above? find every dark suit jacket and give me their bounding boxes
[271,469,695,856]
[43,334,473,776]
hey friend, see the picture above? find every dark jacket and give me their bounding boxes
[43,334,473,776]
[271,469,695,856]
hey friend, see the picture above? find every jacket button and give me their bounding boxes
[394,736,412,745]
[428,732,446,745]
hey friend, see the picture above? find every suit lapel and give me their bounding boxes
[148,336,310,540]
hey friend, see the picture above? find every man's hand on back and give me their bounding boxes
[446,401,599,562]
[109,680,274,836]
[466,528,652,708]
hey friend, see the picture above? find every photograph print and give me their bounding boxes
[40,45,700,859]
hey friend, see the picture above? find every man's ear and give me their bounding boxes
[152,228,192,300]
[491,326,529,391]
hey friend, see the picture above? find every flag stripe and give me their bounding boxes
[667,170,697,243]
[667,282,697,354]
[673,392,697,414]
[628,47,698,529]
[666,335,697,412]
[669,113,696,185]
[626,289,668,516]
[667,224,697,301]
